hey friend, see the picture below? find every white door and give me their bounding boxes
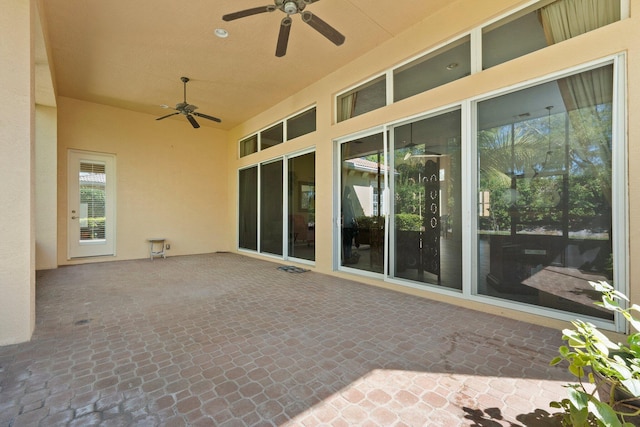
[68,150,116,258]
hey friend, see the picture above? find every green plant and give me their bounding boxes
[395,213,422,231]
[550,281,640,426]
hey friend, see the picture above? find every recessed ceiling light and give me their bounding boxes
[214,28,229,38]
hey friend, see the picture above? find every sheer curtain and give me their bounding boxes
[339,93,357,122]
[540,0,617,206]
[540,0,619,45]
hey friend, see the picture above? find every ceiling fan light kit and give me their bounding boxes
[222,0,345,57]
[155,77,222,129]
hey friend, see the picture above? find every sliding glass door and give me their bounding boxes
[476,63,615,320]
[390,110,462,290]
[288,152,315,261]
[238,152,316,262]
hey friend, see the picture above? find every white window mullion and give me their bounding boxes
[386,70,394,106]
[256,163,262,254]
[282,157,290,259]
[470,27,482,75]
[462,99,476,298]
[612,53,628,333]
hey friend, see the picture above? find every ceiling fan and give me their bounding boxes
[156,77,221,128]
[222,0,345,57]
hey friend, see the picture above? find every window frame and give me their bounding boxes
[238,105,317,158]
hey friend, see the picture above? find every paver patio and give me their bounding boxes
[0,253,572,426]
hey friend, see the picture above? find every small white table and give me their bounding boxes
[147,238,166,260]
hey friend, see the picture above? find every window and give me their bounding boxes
[337,76,386,122]
[239,107,317,157]
[287,108,316,140]
[261,123,284,151]
[336,1,622,117]
[483,0,621,69]
[476,63,616,319]
[394,36,471,102]
[240,135,258,158]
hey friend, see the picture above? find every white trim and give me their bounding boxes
[470,27,482,75]
[611,52,629,333]
[461,99,475,299]
[621,0,630,19]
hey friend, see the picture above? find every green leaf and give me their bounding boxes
[569,364,585,378]
[567,387,590,410]
[550,356,563,366]
[621,377,640,396]
[588,398,623,427]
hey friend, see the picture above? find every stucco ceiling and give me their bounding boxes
[37,0,455,130]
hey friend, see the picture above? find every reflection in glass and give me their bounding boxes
[240,135,258,158]
[261,123,284,150]
[483,0,620,70]
[477,64,614,320]
[337,76,386,122]
[394,36,470,102]
[287,108,316,140]
[288,152,315,261]
[340,134,385,273]
[260,161,283,255]
[239,166,258,250]
[391,111,462,290]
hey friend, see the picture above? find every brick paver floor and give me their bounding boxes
[0,253,571,426]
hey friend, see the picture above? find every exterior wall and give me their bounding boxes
[35,105,57,270]
[56,97,231,264]
[0,0,36,345]
[227,0,640,331]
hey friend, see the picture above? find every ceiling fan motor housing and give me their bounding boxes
[283,1,299,14]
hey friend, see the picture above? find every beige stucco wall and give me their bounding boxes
[0,0,36,345]
[227,0,640,332]
[56,97,231,264]
[35,105,57,270]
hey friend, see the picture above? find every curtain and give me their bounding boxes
[540,0,619,45]
[339,93,357,122]
[540,1,616,207]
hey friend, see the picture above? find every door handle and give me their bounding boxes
[71,216,78,219]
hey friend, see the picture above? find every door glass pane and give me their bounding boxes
[341,133,385,273]
[79,162,106,242]
[392,111,462,290]
[288,152,315,261]
[477,64,614,320]
[260,160,283,255]
[239,167,258,251]
[394,36,471,102]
